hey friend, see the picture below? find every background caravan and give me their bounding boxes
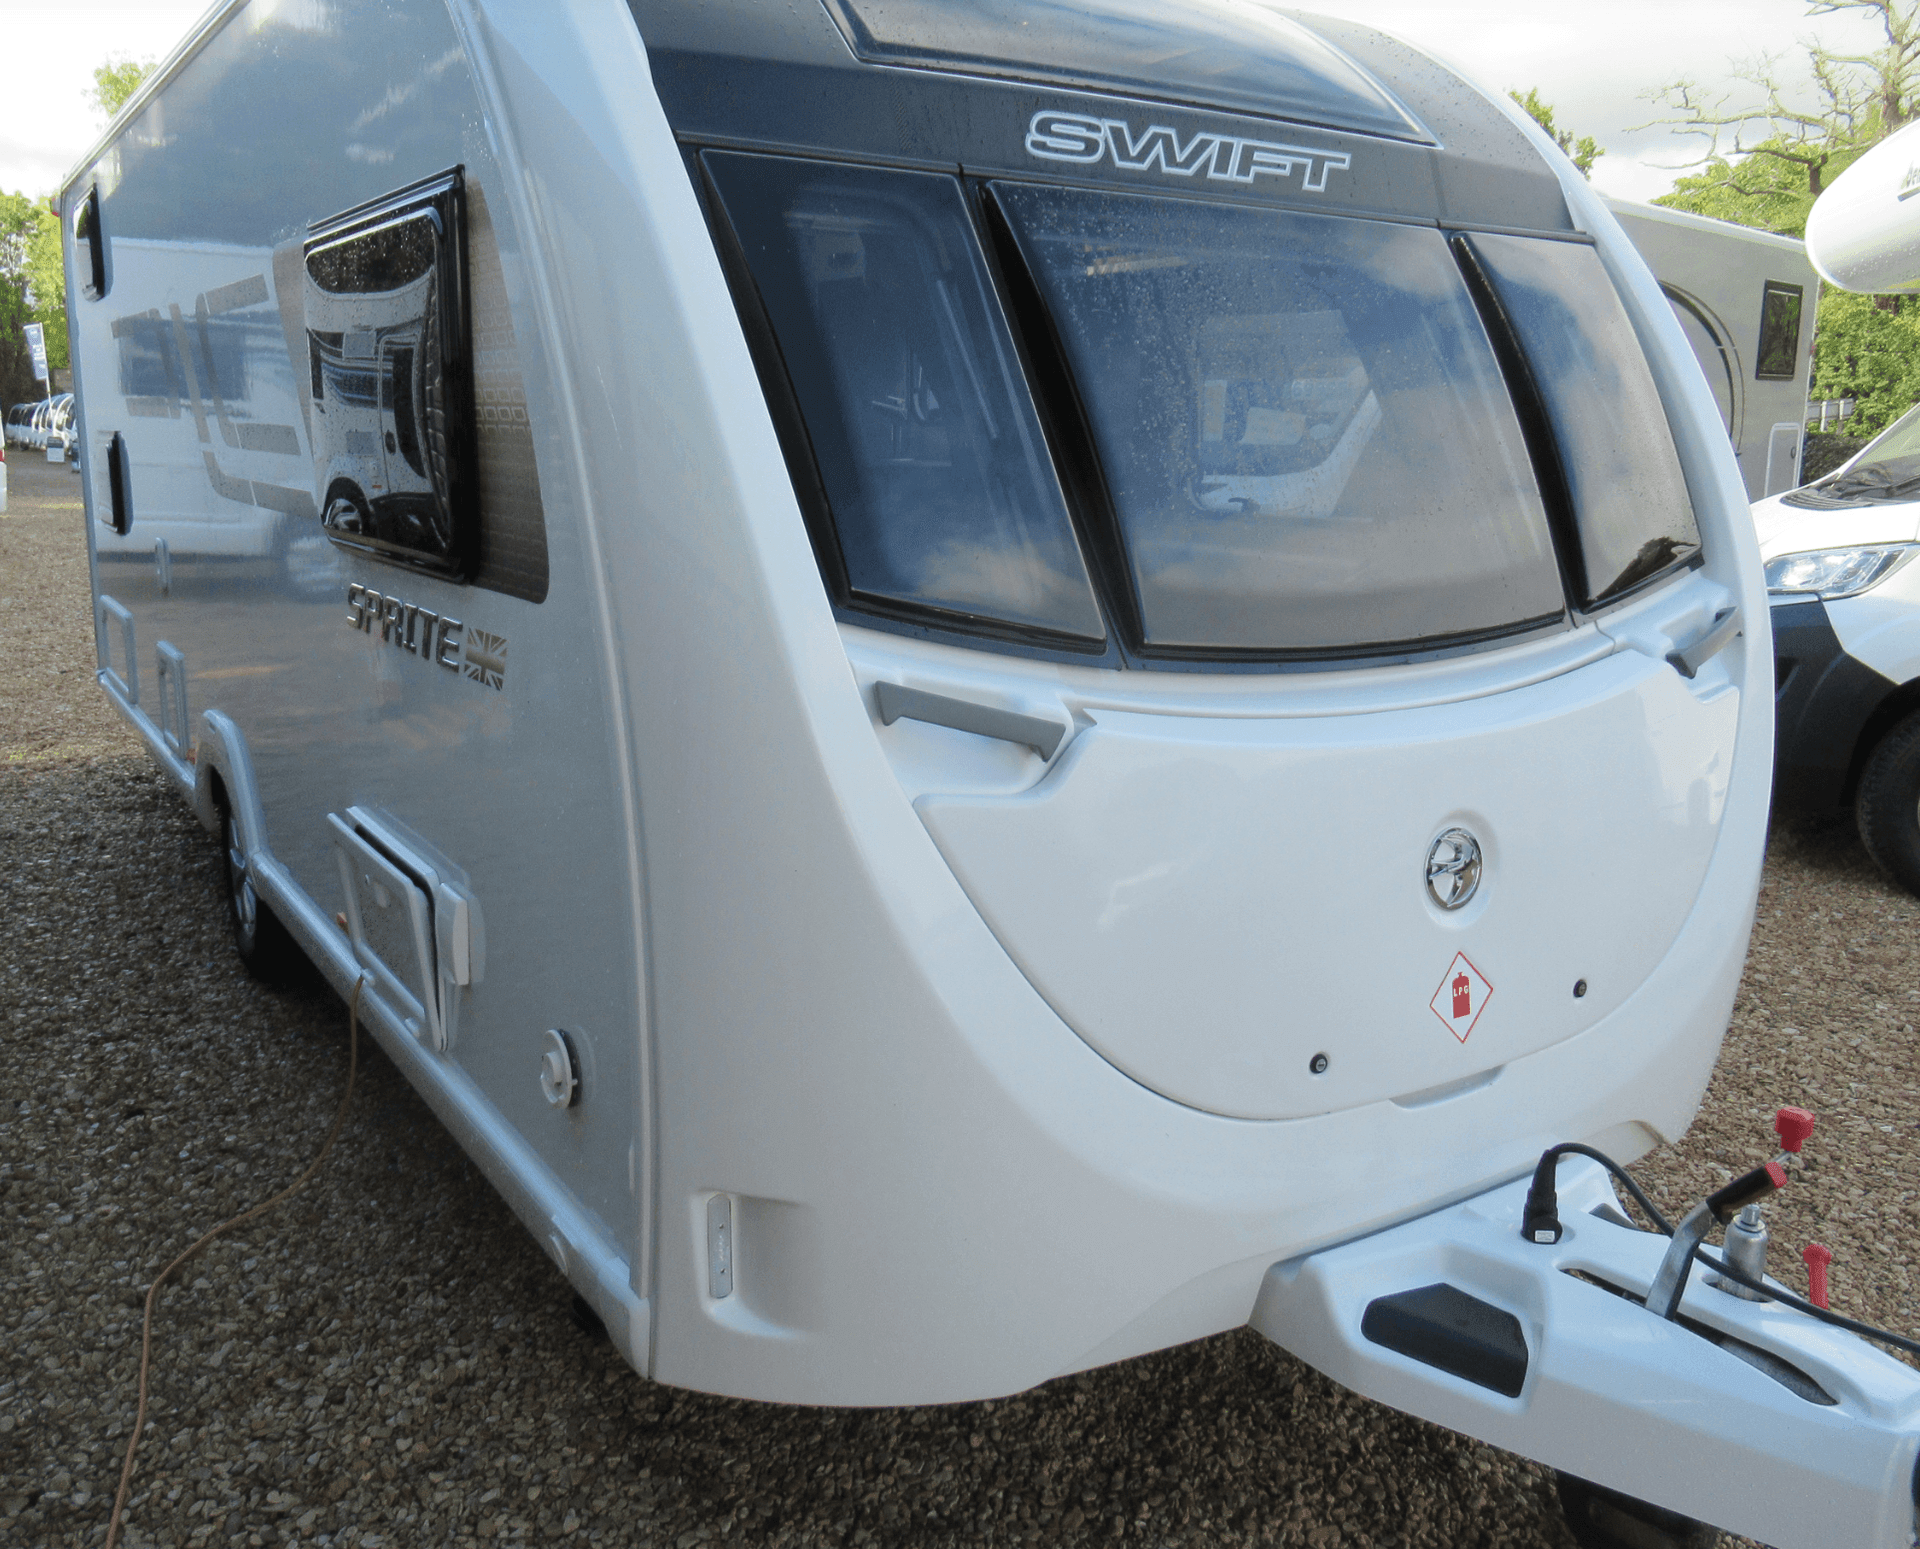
[64,2,1920,1545]
[1605,197,1820,503]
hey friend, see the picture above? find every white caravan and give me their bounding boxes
[1606,198,1820,502]
[63,2,1920,1546]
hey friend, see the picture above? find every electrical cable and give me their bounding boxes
[103,976,365,1549]
[1688,1243,1920,1362]
[1535,1139,1920,1364]
[1532,1142,1677,1235]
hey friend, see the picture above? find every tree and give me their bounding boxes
[90,55,156,121]
[0,191,68,405]
[1655,136,1843,236]
[0,193,45,407]
[1644,1,1920,204]
[1648,2,1920,432]
[1805,291,1920,434]
[1508,88,1604,178]
[24,200,66,374]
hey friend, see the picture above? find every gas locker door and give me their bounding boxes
[913,614,1739,1121]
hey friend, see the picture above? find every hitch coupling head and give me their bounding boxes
[1647,1163,1788,1321]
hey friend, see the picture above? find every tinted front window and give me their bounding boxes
[994,184,1562,653]
[707,153,1105,641]
[1464,234,1700,605]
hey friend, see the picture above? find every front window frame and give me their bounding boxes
[696,143,1703,671]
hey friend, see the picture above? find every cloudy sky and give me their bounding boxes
[0,0,1893,201]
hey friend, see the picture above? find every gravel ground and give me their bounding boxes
[3,446,1917,1549]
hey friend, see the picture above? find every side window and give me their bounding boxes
[306,170,476,579]
[73,185,108,301]
[1755,281,1804,381]
[1461,234,1701,607]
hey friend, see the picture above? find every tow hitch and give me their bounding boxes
[1251,1112,1920,1549]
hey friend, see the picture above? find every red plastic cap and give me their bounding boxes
[1775,1106,1817,1153]
[1765,1160,1788,1189]
[1803,1243,1833,1310]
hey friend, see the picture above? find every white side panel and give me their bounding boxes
[65,0,651,1354]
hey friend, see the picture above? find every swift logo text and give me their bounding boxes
[1025,110,1351,193]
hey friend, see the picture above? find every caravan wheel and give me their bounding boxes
[218,801,306,984]
[1555,1473,1718,1549]
[1855,708,1920,898]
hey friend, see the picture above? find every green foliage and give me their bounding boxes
[1653,134,1871,237]
[90,56,156,121]
[0,190,67,404]
[1806,291,1920,434]
[25,205,66,374]
[1508,87,1604,178]
[0,192,43,406]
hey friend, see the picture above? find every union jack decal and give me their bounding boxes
[464,629,508,691]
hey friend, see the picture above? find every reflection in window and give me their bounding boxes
[1464,234,1700,605]
[115,310,254,415]
[994,183,1563,653]
[1755,281,1804,381]
[706,153,1105,642]
[305,171,472,577]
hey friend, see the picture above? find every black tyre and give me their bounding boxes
[1556,1472,1718,1549]
[218,800,307,985]
[1855,709,1920,898]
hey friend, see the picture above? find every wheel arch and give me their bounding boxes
[193,708,272,865]
[1840,675,1920,808]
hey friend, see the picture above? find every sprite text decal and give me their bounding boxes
[1025,111,1351,192]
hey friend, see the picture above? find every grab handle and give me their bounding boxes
[874,681,1066,760]
[1665,607,1740,680]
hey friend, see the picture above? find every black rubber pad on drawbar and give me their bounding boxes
[1360,1282,1529,1397]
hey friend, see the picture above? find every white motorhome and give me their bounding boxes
[1606,198,1821,502]
[64,3,1920,1546]
[1804,116,1920,296]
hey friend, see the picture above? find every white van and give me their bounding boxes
[1754,405,1920,885]
[63,3,1920,1545]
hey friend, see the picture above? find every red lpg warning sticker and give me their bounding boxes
[1430,952,1492,1043]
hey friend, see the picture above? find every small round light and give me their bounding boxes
[1309,1052,1330,1075]
[1573,979,1588,999]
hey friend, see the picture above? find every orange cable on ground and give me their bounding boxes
[103,976,365,1549]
